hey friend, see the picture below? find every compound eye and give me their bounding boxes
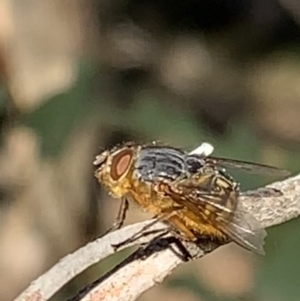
[110,148,133,180]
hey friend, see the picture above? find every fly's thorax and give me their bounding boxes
[94,144,139,198]
[133,146,186,183]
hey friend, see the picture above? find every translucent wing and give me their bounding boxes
[177,190,267,254]
[215,210,267,255]
[161,173,267,254]
[175,188,267,254]
[163,173,235,216]
[206,156,290,177]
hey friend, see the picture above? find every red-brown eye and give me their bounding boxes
[110,149,133,180]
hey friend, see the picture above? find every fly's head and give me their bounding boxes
[94,142,137,198]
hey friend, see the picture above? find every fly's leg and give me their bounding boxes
[168,237,193,262]
[167,214,197,241]
[101,197,129,237]
[138,230,192,262]
[111,207,197,261]
[135,215,195,261]
[111,210,179,250]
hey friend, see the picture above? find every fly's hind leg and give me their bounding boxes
[111,210,179,250]
[138,214,196,261]
[137,230,192,262]
[111,206,198,252]
[101,197,129,237]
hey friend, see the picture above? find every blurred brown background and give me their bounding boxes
[1,0,300,301]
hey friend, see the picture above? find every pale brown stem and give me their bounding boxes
[14,173,300,301]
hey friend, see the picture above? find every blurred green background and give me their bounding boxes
[0,1,300,301]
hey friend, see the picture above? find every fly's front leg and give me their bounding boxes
[101,197,129,237]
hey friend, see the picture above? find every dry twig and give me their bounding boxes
[13,172,300,301]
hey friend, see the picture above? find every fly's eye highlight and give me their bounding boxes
[110,148,133,180]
